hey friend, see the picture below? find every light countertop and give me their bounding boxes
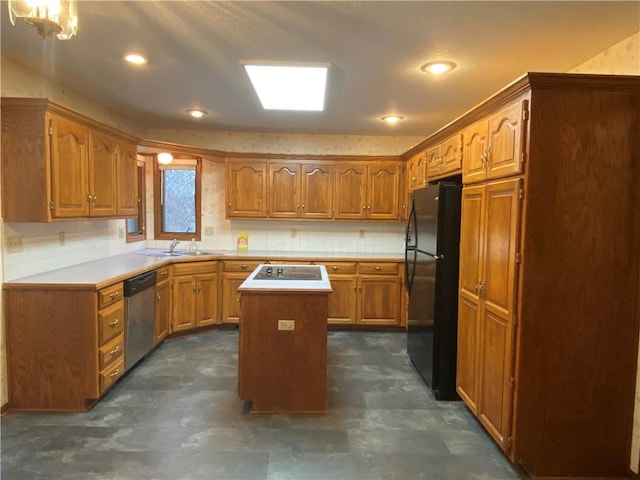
[4,249,403,289]
[238,264,332,293]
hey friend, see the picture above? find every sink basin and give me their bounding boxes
[181,251,215,256]
[253,265,322,281]
[136,250,185,258]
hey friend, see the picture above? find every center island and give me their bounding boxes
[237,264,332,414]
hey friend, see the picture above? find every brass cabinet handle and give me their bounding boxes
[109,318,119,327]
[301,204,305,210]
[192,285,197,293]
[236,294,241,303]
[109,346,120,356]
[197,285,202,293]
[241,264,248,269]
[375,266,382,271]
[160,270,168,276]
[228,202,232,207]
[362,205,367,211]
[109,291,120,299]
[110,369,120,378]
[331,266,339,271]
[156,294,161,301]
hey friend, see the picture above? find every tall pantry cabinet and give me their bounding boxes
[450,74,639,479]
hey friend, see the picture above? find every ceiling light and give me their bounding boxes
[186,109,207,119]
[243,63,329,111]
[421,61,456,75]
[124,53,147,65]
[8,0,78,40]
[381,115,404,125]
[157,152,173,165]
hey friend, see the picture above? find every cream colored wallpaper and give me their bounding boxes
[0,56,142,136]
[143,129,425,156]
[569,31,639,74]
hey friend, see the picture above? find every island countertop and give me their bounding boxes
[238,264,332,293]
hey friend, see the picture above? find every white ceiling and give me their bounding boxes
[1,1,638,137]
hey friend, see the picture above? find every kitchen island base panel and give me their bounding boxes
[238,293,328,414]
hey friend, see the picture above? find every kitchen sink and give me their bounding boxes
[253,265,322,281]
[181,251,216,256]
[136,250,185,258]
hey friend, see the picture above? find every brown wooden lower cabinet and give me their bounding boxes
[221,260,265,324]
[4,282,125,411]
[154,266,171,345]
[171,261,218,332]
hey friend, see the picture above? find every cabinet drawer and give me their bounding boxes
[358,263,399,275]
[98,283,123,308]
[172,260,218,276]
[98,302,124,345]
[223,260,263,272]
[98,333,124,370]
[323,262,357,274]
[156,266,170,283]
[100,358,124,394]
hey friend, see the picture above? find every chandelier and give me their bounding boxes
[8,0,78,40]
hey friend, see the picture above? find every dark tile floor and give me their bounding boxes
[1,330,525,480]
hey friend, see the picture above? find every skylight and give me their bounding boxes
[243,63,329,111]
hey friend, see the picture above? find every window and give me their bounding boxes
[153,156,201,241]
[126,159,146,243]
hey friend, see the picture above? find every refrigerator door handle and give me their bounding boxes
[404,248,417,294]
[405,200,417,248]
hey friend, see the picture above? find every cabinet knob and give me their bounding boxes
[301,204,305,210]
[331,266,339,271]
[109,318,119,328]
[241,264,248,269]
[375,266,382,271]
[228,202,232,207]
[109,346,120,356]
[110,369,121,378]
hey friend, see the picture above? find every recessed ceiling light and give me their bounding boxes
[381,115,404,124]
[421,61,456,75]
[124,53,147,65]
[186,109,207,119]
[243,63,329,111]
[157,152,173,165]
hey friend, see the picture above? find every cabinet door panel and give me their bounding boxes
[301,164,333,219]
[226,162,267,217]
[335,165,367,219]
[196,274,218,327]
[459,185,485,299]
[424,144,441,179]
[358,276,401,325]
[456,291,481,414]
[368,164,400,220]
[440,134,462,175]
[89,131,117,217]
[327,275,356,324]
[483,179,521,317]
[117,141,138,216]
[172,277,196,332]
[50,115,89,217]
[154,281,170,345]
[462,120,489,184]
[222,273,247,324]
[268,163,299,218]
[487,99,526,181]
[478,308,512,449]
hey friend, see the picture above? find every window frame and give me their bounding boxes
[153,154,202,241]
[125,159,147,243]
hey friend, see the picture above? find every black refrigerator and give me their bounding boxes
[405,180,462,400]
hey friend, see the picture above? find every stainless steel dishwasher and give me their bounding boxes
[124,270,157,371]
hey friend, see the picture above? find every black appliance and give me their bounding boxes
[405,180,462,400]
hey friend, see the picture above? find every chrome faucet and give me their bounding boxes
[168,239,180,253]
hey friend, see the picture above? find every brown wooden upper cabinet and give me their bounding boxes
[1,98,139,222]
[425,134,462,181]
[225,161,267,218]
[268,162,334,219]
[117,141,139,216]
[462,96,528,184]
[334,162,401,220]
[406,149,427,192]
